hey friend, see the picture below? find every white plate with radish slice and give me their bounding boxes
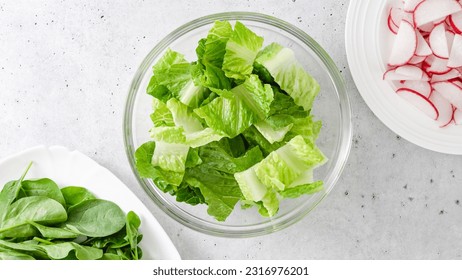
[346,0,462,154]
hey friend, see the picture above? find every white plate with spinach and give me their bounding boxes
[0,146,180,260]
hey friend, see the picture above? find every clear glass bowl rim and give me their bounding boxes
[123,11,352,238]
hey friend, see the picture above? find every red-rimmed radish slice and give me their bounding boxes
[449,11,462,34]
[395,64,425,76]
[413,0,462,27]
[419,22,435,33]
[447,30,456,51]
[409,55,427,64]
[452,79,462,88]
[398,80,432,97]
[404,0,424,12]
[416,31,433,56]
[426,55,451,74]
[388,20,417,66]
[390,8,415,27]
[383,65,429,80]
[389,7,405,28]
[388,14,400,34]
[429,23,450,59]
[430,91,455,126]
[431,68,461,82]
[432,81,462,109]
[448,34,462,67]
[434,16,449,25]
[396,88,439,119]
[454,108,462,124]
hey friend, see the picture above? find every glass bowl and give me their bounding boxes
[123,12,352,237]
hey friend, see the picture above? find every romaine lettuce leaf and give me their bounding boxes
[255,135,326,191]
[255,42,320,111]
[134,142,183,192]
[253,87,308,144]
[183,140,264,221]
[223,21,264,80]
[149,97,224,147]
[193,21,233,90]
[151,142,190,173]
[147,49,207,108]
[234,136,326,217]
[280,181,324,198]
[194,74,273,138]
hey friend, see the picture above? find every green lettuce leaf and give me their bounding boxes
[223,21,264,80]
[151,142,190,173]
[255,42,320,111]
[148,49,207,108]
[149,98,224,147]
[194,74,274,138]
[193,21,233,90]
[183,140,264,221]
[134,141,183,192]
[279,181,324,198]
[253,87,308,144]
[255,135,326,191]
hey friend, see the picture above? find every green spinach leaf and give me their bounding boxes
[64,199,125,237]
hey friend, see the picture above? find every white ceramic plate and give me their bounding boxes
[0,146,181,260]
[345,0,462,155]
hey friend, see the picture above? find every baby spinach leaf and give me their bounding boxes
[0,239,46,259]
[0,196,68,236]
[29,221,79,239]
[100,253,125,260]
[0,247,35,260]
[82,227,127,249]
[0,162,32,226]
[64,199,125,237]
[125,211,141,260]
[0,224,38,238]
[19,178,66,207]
[39,242,103,260]
[60,186,96,209]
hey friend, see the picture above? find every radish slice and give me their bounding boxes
[395,64,425,77]
[454,108,462,124]
[452,79,462,88]
[409,55,427,64]
[426,55,451,74]
[396,88,439,119]
[433,16,449,25]
[388,20,417,66]
[432,81,462,109]
[413,0,462,27]
[430,91,455,126]
[419,22,435,33]
[448,34,462,67]
[404,0,424,12]
[383,65,429,80]
[429,23,450,59]
[416,31,433,56]
[447,30,456,52]
[449,11,462,34]
[398,80,432,97]
[431,68,461,82]
[390,7,405,28]
[388,14,400,34]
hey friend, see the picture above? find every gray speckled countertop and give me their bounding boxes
[1,0,462,259]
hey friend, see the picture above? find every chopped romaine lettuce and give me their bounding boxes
[135,20,326,221]
[222,21,264,80]
[255,42,320,111]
